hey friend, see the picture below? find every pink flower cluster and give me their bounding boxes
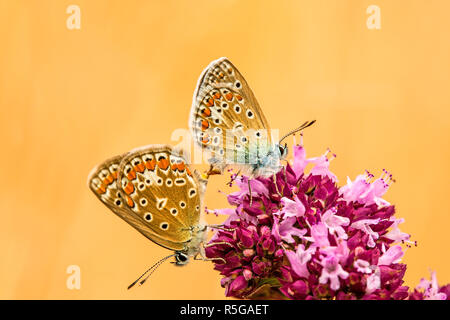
[205,137,449,300]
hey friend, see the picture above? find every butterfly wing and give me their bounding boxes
[116,144,207,247]
[88,145,206,251]
[189,57,273,171]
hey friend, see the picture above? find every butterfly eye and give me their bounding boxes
[115,199,122,206]
[213,118,221,125]
[166,178,173,187]
[221,102,229,109]
[234,80,241,89]
[175,252,189,265]
[246,110,254,119]
[234,105,241,114]
[195,205,200,211]
[144,213,152,221]
[170,208,178,216]
[138,182,145,191]
[255,131,262,139]
[179,201,186,208]
[145,178,152,185]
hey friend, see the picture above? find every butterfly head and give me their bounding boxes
[278,143,289,160]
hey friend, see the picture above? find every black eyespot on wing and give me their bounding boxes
[160,223,169,230]
[144,213,152,221]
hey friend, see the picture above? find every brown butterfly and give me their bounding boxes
[88,144,229,288]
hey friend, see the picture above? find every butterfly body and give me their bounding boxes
[88,144,209,265]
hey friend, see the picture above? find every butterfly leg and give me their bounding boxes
[193,253,226,264]
[248,179,253,206]
[273,174,282,197]
[207,224,235,232]
[194,242,233,264]
[203,241,234,249]
[283,167,288,185]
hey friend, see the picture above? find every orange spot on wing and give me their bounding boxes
[177,162,186,171]
[134,163,145,173]
[225,93,233,101]
[124,182,135,195]
[97,184,106,194]
[206,98,214,107]
[214,92,221,99]
[201,107,211,117]
[103,176,113,186]
[126,170,136,181]
[126,195,134,208]
[236,94,243,101]
[112,171,118,179]
[158,158,169,170]
[201,133,210,144]
[201,120,210,131]
[145,159,156,171]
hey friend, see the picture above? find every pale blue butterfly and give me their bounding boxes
[189,57,315,199]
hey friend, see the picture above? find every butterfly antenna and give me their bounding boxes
[127,254,175,290]
[279,120,316,144]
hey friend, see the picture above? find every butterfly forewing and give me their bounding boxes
[190,57,273,168]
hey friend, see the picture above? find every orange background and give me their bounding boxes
[0,0,449,299]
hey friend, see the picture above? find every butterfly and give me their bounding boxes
[189,57,315,187]
[88,144,229,288]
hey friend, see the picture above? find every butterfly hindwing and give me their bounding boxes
[190,57,273,170]
[88,145,206,252]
